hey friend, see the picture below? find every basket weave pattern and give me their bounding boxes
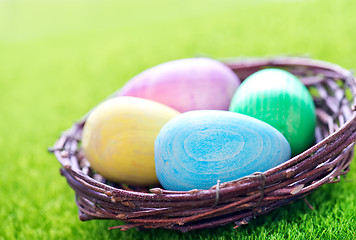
[50,57,356,232]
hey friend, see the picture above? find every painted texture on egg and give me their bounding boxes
[118,58,240,112]
[229,69,316,156]
[155,110,291,191]
[82,96,180,186]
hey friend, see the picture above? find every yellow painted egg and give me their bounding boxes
[82,96,180,186]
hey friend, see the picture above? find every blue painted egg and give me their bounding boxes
[155,110,291,191]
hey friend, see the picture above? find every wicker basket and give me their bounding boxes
[49,56,356,232]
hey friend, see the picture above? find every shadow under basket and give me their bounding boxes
[50,56,356,232]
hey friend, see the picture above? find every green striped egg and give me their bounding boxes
[229,68,316,156]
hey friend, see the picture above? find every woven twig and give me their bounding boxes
[49,56,356,232]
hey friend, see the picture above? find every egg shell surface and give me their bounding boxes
[118,58,240,112]
[155,110,291,191]
[229,68,316,156]
[82,96,180,186]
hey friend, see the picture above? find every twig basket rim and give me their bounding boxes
[50,56,356,232]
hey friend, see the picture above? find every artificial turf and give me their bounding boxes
[0,0,356,239]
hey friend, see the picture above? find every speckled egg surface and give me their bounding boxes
[229,68,316,156]
[82,96,180,186]
[155,110,291,191]
[118,58,240,112]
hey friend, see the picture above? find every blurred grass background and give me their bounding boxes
[0,0,355,239]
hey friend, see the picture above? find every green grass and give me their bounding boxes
[1,0,356,239]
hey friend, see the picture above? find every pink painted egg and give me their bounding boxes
[118,58,240,112]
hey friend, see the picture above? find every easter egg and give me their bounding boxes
[118,58,240,112]
[229,68,316,156]
[82,96,180,186]
[155,110,291,191]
